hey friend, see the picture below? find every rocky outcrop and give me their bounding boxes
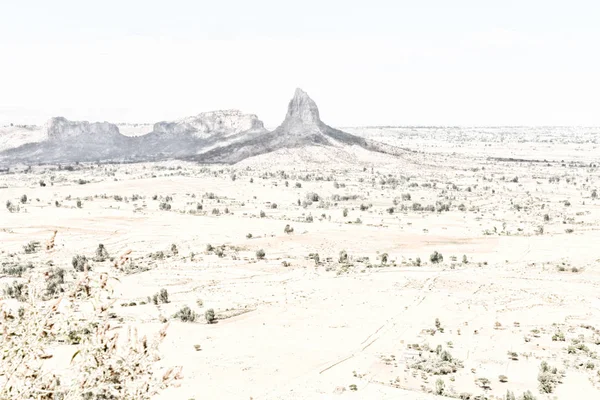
[132,110,267,158]
[152,110,266,139]
[46,117,122,142]
[191,88,396,164]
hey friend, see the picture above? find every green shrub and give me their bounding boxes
[23,241,41,254]
[205,308,216,324]
[45,267,66,298]
[339,250,348,263]
[94,244,109,262]
[3,281,27,301]
[173,306,197,322]
[72,255,90,272]
[159,288,169,303]
[430,251,444,264]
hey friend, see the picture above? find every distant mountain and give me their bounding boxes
[190,88,404,163]
[0,89,403,166]
[0,117,134,164]
[0,111,267,164]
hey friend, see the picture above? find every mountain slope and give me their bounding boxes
[133,110,266,158]
[0,125,45,152]
[191,88,403,164]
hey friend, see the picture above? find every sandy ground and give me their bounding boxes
[1,128,600,399]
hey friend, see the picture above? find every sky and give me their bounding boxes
[1,0,599,127]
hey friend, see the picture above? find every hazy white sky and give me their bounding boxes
[1,0,599,127]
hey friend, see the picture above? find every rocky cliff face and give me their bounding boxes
[46,117,123,142]
[130,110,266,159]
[152,110,266,139]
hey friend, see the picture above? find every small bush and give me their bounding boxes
[306,193,319,202]
[205,308,216,324]
[23,241,41,254]
[45,267,66,298]
[308,253,320,265]
[521,390,537,400]
[537,361,561,393]
[173,306,197,322]
[159,288,169,303]
[256,249,266,260]
[3,281,27,301]
[72,255,90,272]
[94,244,109,262]
[430,251,444,264]
[435,378,445,395]
[6,200,20,213]
[1,263,28,277]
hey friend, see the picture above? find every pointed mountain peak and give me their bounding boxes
[286,88,320,125]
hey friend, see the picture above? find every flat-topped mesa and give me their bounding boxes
[285,88,321,126]
[46,117,122,142]
[152,110,266,138]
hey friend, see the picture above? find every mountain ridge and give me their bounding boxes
[0,88,403,165]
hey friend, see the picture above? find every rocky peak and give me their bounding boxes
[285,88,321,125]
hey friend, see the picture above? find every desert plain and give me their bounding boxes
[2,126,600,400]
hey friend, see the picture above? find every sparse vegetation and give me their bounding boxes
[72,254,90,272]
[173,306,198,322]
[205,308,216,324]
[430,251,444,264]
